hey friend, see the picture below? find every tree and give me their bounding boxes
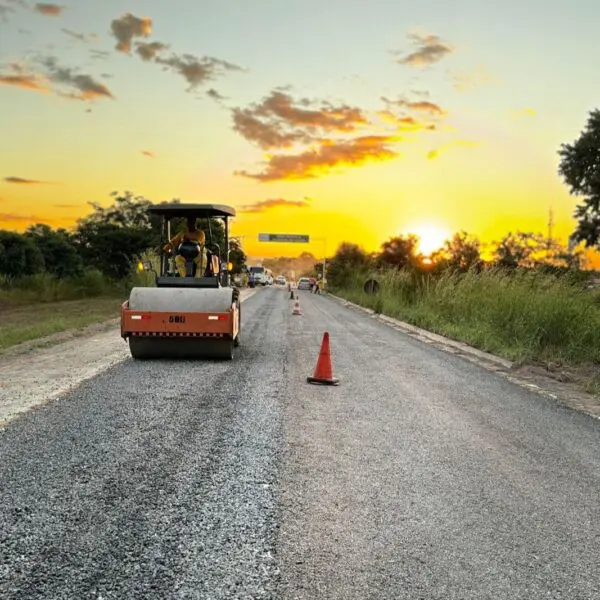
[376,234,420,270]
[74,192,157,279]
[24,224,83,278]
[228,239,247,274]
[0,231,45,279]
[432,231,482,272]
[492,231,546,269]
[326,242,370,287]
[558,109,600,247]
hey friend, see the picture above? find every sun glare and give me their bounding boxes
[407,223,451,256]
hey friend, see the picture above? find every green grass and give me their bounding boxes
[0,266,155,350]
[0,297,124,351]
[333,269,600,365]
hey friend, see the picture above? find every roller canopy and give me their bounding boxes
[147,203,236,218]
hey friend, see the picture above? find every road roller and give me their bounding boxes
[120,203,241,360]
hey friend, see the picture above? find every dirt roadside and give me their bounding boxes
[0,289,256,427]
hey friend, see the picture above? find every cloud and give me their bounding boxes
[155,53,242,91]
[39,56,114,100]
[110,12,152,53]
[135,41,168,61]
[90,49,110,60]
[235,135,398,182]
[0,5,15,20]
[34,3,63,16]
[1,56,113,101]
[62,28,98,43]
[141,150,154,158]
[0,0,26,21]
[4,176,54,184]
[239,198,311,213]
[427,140,480,160]
[395,32,454,68]
[0,212,57,226]
[382,96,446,117]
[232,90,368,150]
[206,88,227,102]
[0,72,48,92]
[451,64,497,92]
[377,110,437,132]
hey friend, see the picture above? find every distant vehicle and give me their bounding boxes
[275,275,286,285]
[297,277,311,290]
[248,265,271,287]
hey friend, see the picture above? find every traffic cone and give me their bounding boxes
[307,332,339,385]
[289,289,295,300]
[292,298,302,315]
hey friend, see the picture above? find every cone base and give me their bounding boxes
[307,376,340,386]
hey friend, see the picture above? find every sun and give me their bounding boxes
[406,223,451,256]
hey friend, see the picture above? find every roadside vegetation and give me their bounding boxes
[322,109,600,371]
[0,192,247,349]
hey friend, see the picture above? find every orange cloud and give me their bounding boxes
[235,135,398,182]
[110,13,152,53]
[383,96,446,116]
[377,111,437,132]
[0,73,48,92]
[239,198,311,213]
[4,176,55,184]
[395,32,454,68]
[0,212,55,225]
[232,90,368,150]
[34,3,63,16]
[141,150,154,158]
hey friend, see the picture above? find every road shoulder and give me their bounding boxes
[327,292,600,421]
[0,288,256,427]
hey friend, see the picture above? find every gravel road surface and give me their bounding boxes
[1,287,599,599]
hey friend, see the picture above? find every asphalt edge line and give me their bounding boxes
[325,291,600,422]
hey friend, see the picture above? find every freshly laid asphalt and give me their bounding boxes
[1,287,599,599]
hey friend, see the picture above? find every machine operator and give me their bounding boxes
[163,217,207,278]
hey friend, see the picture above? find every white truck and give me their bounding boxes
[248,265,272,287]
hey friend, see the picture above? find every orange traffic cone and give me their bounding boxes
[293,298,302,315]
[307,332,340,385]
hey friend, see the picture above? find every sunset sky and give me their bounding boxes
[1,0,599,259]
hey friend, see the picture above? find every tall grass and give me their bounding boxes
[334,269,600,364]
[0,267,154,307]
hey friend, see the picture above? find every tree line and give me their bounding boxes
[325,108,600,288]
[0,192,248,282]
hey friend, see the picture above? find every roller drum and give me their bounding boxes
[126,286,236,360]
[128,287,233,312]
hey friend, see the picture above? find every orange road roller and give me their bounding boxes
[120,203,241,360]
